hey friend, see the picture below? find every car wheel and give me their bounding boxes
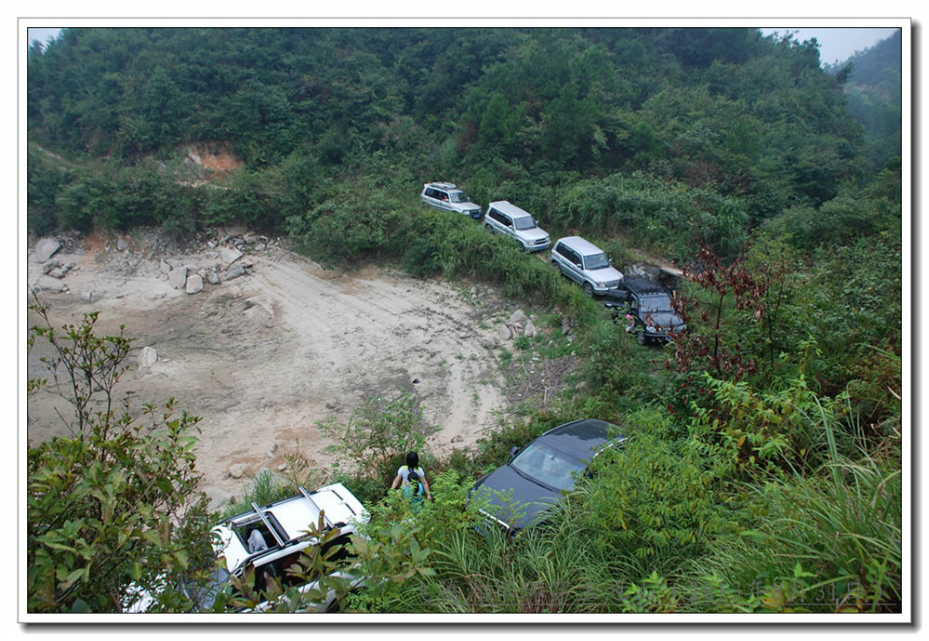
[484,223,493,234]
[583,282,594,297]
[636,331,647,346]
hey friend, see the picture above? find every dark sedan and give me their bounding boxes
[470,419,625,532]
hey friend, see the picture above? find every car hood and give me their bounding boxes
[472,464,560,530]
[515,227,549,241]
[588,265,624,283]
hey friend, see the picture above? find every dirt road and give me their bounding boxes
[26,233,511,502]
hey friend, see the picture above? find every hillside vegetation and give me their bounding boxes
[26,27,903,614]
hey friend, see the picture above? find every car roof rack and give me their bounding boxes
[299,486,332,528]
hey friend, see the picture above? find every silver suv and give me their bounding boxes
[550,236,624,296]
[420,182,482,219]
[483,201,551,252]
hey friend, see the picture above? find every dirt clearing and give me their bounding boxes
[26,233,515,503]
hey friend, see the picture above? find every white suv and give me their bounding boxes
[420,182,482,219]
[483,201,551,252]
[124,482,368,613]
[550,236,624,296]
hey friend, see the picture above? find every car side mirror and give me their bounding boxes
[509,445,519,459]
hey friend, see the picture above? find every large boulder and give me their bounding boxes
[225,263,248,280]
[220,247,243,265]
[168,266,188,289]
[509,309,529,326]
[35,238,61,263]
[32,275,67,293]
[523,319,538,338]
[185,274,204,294]
[137,346,158,370]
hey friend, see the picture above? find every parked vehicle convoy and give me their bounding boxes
[420,182,483,219]
[604,277,686,345]
[124,483,368,613]
[483,200,551,252]
[470,419,625,533]
[550,236,624,296]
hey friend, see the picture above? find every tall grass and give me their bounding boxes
[680,400,902,613]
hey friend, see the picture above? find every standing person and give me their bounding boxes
[403,470,426,512]
[391,451,432,500]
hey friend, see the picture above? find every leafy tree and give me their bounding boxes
[27,303,213,613]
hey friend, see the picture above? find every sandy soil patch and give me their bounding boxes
[26,235,514,502]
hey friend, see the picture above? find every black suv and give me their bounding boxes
[604,278,686,345]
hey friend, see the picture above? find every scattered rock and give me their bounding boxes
[221,247,243,265]
[185,274,204,294]
[46,268,67,279]
[496,324,512,342]
[229,463,247,479]
[137,346,158,369]
[523,319,538,338]
[160,258,172,274]
[267,443,279,458]
[117,237,127,252]
[42,259,61,275]
[32,276,67,293]
[225,263,248,280]
[168,266,188,289]
[509,309,528,326]
[451,435,464,443]
[35,238,61,263]
[207,268,221,285]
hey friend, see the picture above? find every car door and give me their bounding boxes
[500,212,518,242]
[486,208,504,234]
[436,189,454,213]
[564,247,585,284]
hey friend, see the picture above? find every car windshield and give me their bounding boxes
[639,295,673,313]
[584,252,610,270]
[448,191,470,203]
[511,441,586,491]
[513,216,537,230]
